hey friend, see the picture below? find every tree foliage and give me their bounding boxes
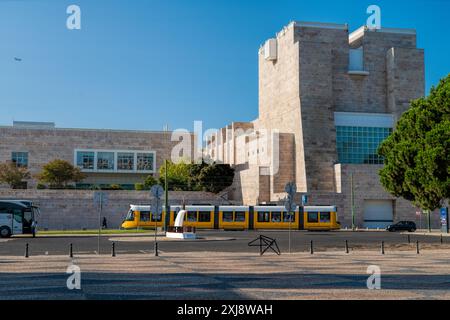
[156,160,235,193]
[37,159,86,188]
[0,162,30,189]
[378,74,450,211]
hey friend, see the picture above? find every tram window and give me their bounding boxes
[320,212,331,223]
[140,211,151,222]
[223,212,233,222]
[257,212,270,223]
[187,211,197,222]
[151,212,162,222]
[125,210,135,221]
[199,211,211,222]
[235,212,246,222]
[307,212,319,223]
[283,212,295,222]
[271,212,281,222]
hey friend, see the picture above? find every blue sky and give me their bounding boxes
[0,0,449,132]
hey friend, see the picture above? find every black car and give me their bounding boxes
[386,221,417,232]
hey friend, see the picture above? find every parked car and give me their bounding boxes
[386,221,417,232]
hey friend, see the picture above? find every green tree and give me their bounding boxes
[378,74,450,211]
[0,161,30,189]
[37,159,86,188]
[158,161,190,191]
[143,175,158,189]
[197,163,235,194]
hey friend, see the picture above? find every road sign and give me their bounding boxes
[441,208,449,233]
[151,198,163,215]
[284,200,297,213]
[151,185,164,199]
[285,182,297,196]
[302,195,308,206]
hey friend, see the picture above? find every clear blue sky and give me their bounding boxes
[0,0,449,132]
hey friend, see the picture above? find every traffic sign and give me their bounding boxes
[284,200,297,213]
[302,195,308,206]
[151,185,164,199]
[285,182,297,196]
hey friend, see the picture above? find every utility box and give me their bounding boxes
[264,38,277,61]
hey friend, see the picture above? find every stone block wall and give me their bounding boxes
[0,190,224,230]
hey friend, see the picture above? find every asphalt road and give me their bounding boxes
[0,230,447,256]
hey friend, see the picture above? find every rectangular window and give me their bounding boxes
[140,211,151,222]
[320,212,331,223]
[349,47,364,71]
[336,126,391,164]
[235,212,246,222]
[97,152,114,171]
[199,212,211,222]
[187,211,197,222]
[223,212,234,222]
[308,212,319,223]
[137,153,154,171]
[257,212,270,223]
[77,151,95,170]
[117,153,134,171]
[283,212,295,222]
[151,212,162,222]
[271,212,282,223]
[11,152,28,168]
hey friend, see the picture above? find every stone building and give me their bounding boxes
[205,21,433,228]
[0,121,194,189]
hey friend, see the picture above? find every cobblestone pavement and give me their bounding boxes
[1,250,450,300]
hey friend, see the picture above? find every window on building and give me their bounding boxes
[117,153,134,171]
[97,152,114,171]
[137,153,154,171]
[308,212,319,223]
[11,152,29,168]
[349,47,364,71]
[76,151,95,170]
[336,126,392,164]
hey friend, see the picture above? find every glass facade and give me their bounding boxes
[117,153,134,171]
[97,152,114,171]
[11,152,28,168]
[336,126,392,164]
[137,153,154,171]
[77,151,95,170]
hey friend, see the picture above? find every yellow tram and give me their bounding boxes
[121,205,340,231]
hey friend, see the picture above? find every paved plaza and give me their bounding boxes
[1,249,450,300]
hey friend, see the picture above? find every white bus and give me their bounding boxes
[0,200,39,238]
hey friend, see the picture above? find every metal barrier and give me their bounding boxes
[248,235,281,256]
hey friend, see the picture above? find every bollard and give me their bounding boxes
[441,234,443,245]
[69,243,73,258]
[310,240,314,255]
[25,243,29,258]
[112,242,116,257]
[345,240,349,254]
[154,242,159,257]
[381,241,385,255]
[416,241,420,254]
[407,234,411,244]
